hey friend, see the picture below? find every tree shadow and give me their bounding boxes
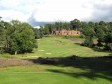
[74,43,81,46]
[74,42,111,53]
[109,53,112,56]
[47,69,112,81]
[28,55,112,81]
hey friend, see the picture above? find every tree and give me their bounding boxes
[44,24,52,35]
[83,36,94,48]
[34,27,44,39]
[2,22,13,52]
[99,21,108,33]
[10,20,37,54]
[70,19,81,30]
[82,27,95,47]
[96,28,105,48]
[88,22,95,29]
[0,20,5,53]
[104,32,112,51]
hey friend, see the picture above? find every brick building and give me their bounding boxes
[52,29,80,35]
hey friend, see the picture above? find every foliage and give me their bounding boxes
[0,19,37,55]
[82,27,95,47]
[70,19,81,30]
[33,27,44,39]
[63,35,84,39]
[80,21,112,51]
[83,36,94,48]
[40,19,112,51]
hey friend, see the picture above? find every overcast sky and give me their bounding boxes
[0,0,112,26]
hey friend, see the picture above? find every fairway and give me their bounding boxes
[0,37,111,58]
[37,37,111,57]
[0,37,112,84]
[22,36,111,58]
[0,65,111,84]
[1,0,112,83]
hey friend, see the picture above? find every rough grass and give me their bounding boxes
[0,58,33,67]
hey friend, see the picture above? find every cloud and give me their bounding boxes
[0,10,29,22]
[89,0,112,21]
[28,0,94,26]
[28,12,54,26]
[0,0,41,22]
[0,0,112,26]
[33,0,93,22]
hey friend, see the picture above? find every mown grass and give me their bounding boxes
[0,64,111,84]
[0,36,111,58]
[22,36,111,58]
[0,36,112,84]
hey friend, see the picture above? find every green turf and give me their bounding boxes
[0,37,111,84]
[20,36,110,58]
[0,37,111,58]
[0,65,111,84]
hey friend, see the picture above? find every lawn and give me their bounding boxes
[0,64,111,84]
[0,36,112,84]
[22,36,111,58]
[0,36,111,58]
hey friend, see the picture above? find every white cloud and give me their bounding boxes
[0,0,112,25]
[33,0,93,22]
[30,0,112,22]
[0,10,28,22]
[0,0,42,22]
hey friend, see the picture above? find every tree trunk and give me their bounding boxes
[15,51,17,55]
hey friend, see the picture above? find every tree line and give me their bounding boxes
[80,20,112,51]
[34,19,112,51]
[0,18,37,55]
[33,19,80,37]
[1,17,111,54]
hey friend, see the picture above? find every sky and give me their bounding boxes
[0,0,112,26]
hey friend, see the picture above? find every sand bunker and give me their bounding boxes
[38,50,45,51]
[46,53,52,54]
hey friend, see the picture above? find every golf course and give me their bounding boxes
[0,36,112,84]
[1,0,112,83]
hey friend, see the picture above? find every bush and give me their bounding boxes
[104,43,112,51]
[82,36,94,48]
[79,34,85,38]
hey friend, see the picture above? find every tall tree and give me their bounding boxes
[104,32,112,51]
[0,19,5,53]
[82,27,95,47]
[70,19,81,30]
[10,20,37,54]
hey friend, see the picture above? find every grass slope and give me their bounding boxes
[0,64,111,84]
[24,37,110,58]
[0,37,111,58]
[0,36,111,84]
